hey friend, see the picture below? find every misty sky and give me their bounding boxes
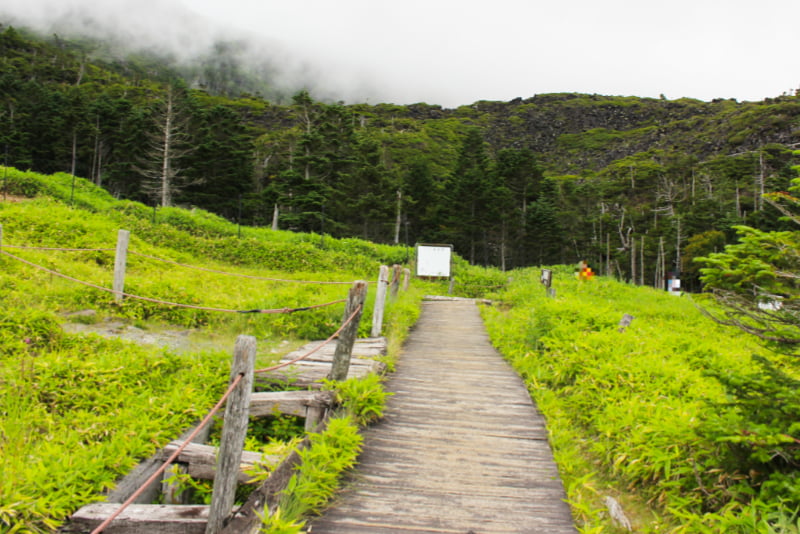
[3,0,799,107]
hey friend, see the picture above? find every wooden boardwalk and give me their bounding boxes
[309,299,577,534]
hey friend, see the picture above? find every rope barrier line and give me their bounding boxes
[3,244,115,252]
[92,303,363,531]
[253,304,363,374]
[128,250,358,285]
[1,250,347,314]
[90,373,245,534]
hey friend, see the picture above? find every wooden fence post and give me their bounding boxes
[390,264,402,298]
[402,268,410,292]
[113,229,130,303]
[370,266,389,338]
[330,281,368,381]
[206,336,256,534]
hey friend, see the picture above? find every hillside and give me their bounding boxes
[2,24,799,287]
[5,169,800,532]
[0,168,437,532]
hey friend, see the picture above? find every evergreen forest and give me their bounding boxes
[3,24,800,290]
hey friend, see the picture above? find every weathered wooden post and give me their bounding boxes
[330,281,368,381]
[113,229,130,303]
[390,264,402,298]
[402,268,410,292]
[206,336,256,534]
[370,266,389,338]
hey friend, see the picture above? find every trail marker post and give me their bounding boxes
[330,281,368,381]
[206,336,256,534]
[113,229,130,303]
[390,264,402,298]
[371,266,389,337]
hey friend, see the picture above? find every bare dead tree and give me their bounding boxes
[135,84,196,207]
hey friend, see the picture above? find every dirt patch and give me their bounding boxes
[60,311,297,357]
[62,317,199,352]
[1,194,30,203]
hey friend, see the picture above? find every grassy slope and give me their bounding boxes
[483,268,799,533]
[0,168,433,532]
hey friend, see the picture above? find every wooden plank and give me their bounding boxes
[219,419,330,534]
[256,338,386,389]
[249,390,335,418]
[157,441,278,484]
[61,503,209,534]
[106,423,213,504]
[309,300,576,533]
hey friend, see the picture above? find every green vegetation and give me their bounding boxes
[483,269,800,532]
[5,20,800,534]
[0,169,423,532]
[4,25,800,281]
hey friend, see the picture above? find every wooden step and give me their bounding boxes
[157,441,278,483]
[61,503,209,534]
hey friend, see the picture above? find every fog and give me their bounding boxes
[3,0,799,107]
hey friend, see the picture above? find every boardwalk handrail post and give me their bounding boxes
[370,266,389,337]
[390,264,402,298]
[330,281,368,381]
[206,335,256,534]
[402,268,410,292]
[113,229,130,303]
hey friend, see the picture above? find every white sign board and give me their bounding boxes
[416,244,452,278]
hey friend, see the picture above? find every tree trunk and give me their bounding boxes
[393,190,402,244]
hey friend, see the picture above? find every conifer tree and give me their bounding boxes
[698,157,800,352]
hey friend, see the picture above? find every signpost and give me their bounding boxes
[415,244,452,278]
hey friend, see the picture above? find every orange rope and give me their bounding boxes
[90,373,244,534]
[254,304,363,374]
[128,250,356,285]
[1,250,346,314]
[3,245,115,252]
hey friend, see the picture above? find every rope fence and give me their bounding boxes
[89,373,245,534]
[253,304,362,374]
[128,250,358,285]
[0,242,361,285]
[0,249,347,315]
[88,284,369,533]
[2,244,115,252]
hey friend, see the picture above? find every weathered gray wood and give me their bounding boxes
[389,264,402,298]
[309,300,577,533]
[249,390,335,418]
[106,424,212,504]
[370,266,389,337]
[112,229,129,303]
[161,463,191,505]
[402,268,410,291]
[304,404,325,432]
[61,503,209,534]
[329,281,368,381]
[156,441,278,483]
[206,335,256,534]
[220,419,329,534]
[257,338,386,389]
